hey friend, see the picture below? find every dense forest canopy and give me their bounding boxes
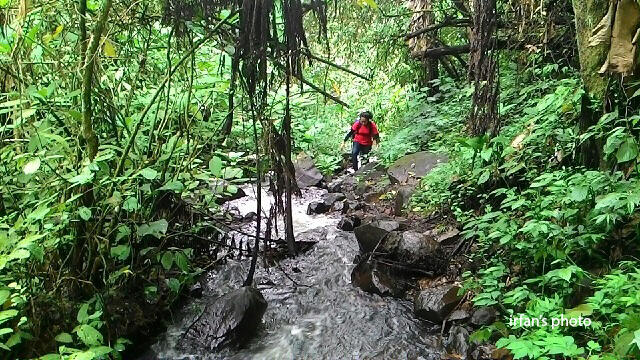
[1,0,640,358]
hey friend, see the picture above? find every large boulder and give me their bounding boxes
[323,192,346,206]
[394,184,418,216]
[414,284,462,323]
[387,152,448,184]
[181,286,267,351]
[471,307,497,326]
[294,153,323,188]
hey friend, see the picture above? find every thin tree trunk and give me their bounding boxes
[284,57,296,256]
[222,51,240,138]
[82,0,113,160]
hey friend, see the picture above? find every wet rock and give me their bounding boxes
[347,200,365,211]
[332,200,349,213]
[351,259,405,297]
[387,151,448,184]
[353,223,390,253]
[373,220,403,232]
[307,201,331,215]
[394,185,417,216]
[414,284,462,323]
[444,325,470,359]
[471,345,497,360]
[471,307,497,326]
[327,178,343,193]
[425,228,460,246]
[189,282,203,298]
[181,286,267,351]
[294,153,323,188]
[243,212,257,222]
[323,192,346,206]
[214,186,247,205]
[448,309,471,322]
[397,231,441,262]
[337,216,361,231]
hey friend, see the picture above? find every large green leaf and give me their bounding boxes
[616,137,639,163]
[137,219,168,239]
[209,156,223,177]
[75,324,103,346]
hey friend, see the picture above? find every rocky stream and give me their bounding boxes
[138,152,497,360]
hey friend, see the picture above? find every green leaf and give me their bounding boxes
[110,245,131,261]
[616,137,639,163]
[137,219,168,239]
[174,251,189,273]
[222,167,243,180]
[77,303,89,324]
[75,324,103,346]
[209,156,223,177]
[54,332,73,343]
[23,158,41,174]
[159,180,184,193]
[122,197,139,212]
[160,252,173,270]
[362,0,378,9]
[78,207,92,221]
[569,185,589,202]
[9,249,30,261]
[566,303,593,318]
[139,168,158,180]
[167,278,180,293]
[478,170,490,184]
[0,290,10,305]
[69,170,94,185]
[0,310,18,325]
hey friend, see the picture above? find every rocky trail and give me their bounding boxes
[139,152,496,360]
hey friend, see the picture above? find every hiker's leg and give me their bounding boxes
[360,145,372,165]
[351,142,361,171]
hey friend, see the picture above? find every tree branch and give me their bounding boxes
[404,18,471,41]
[300,50,371,80]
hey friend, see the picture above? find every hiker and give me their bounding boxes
[343,111,380,171]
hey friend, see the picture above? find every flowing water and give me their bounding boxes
[144,185,443,359]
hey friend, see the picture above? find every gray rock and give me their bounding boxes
[181,287,267,351]
[331,200,349,213]
[387,152,448,184]
[337,216,361,231]
[294,153,323,188]
[327,178,343,193]
[323,192,346,206]
[307,201,331,215]
[448,309,471,322]
[471,307,497,326]
[189,282,203,298]
[394,185,417,216]
[444,325,471,359]
[414,284,462,323]
[397,231,441,262]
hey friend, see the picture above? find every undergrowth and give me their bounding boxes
[412,64,640,359]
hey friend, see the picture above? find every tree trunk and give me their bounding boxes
[468,0,499,136]
[571,0,610,168]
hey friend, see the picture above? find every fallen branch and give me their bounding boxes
[404,18,471,41]
[411,39,524,58]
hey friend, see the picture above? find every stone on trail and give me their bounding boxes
[387,151,448,184]
[294,152,323,188]
[306,201,332,215]
[414,284,462,323]
[181,286,267,351]
[322,192,346,206]
[337,216,361,231]
[471,307,497,326]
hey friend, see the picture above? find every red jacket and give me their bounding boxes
[349,121,379,146]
